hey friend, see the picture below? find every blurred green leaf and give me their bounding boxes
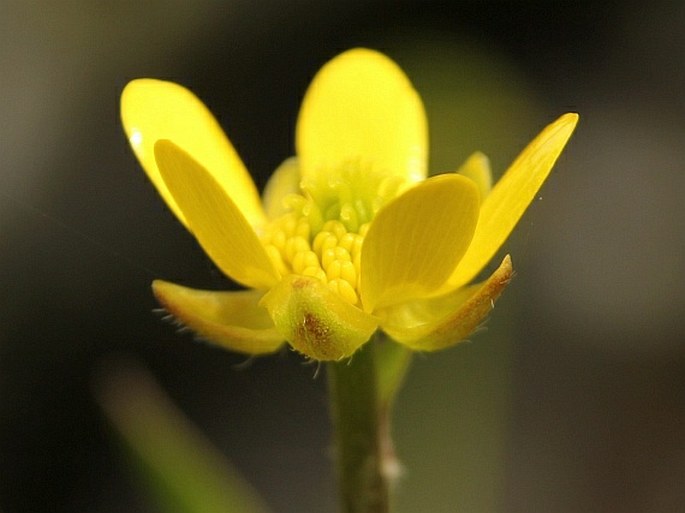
[96,360,271,513]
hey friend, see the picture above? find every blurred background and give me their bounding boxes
[1,1,684,512]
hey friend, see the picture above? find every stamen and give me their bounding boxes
[292,250,319,274]
[263,212,363,305]
[259,162,406,305]
[328,278,358,305]
[338,232,356,253]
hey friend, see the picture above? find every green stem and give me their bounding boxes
[328,339,389,513]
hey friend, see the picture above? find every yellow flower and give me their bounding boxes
[121,48,577,361]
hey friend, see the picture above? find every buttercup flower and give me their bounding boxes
[121,48,577,361]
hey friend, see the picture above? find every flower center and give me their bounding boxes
[260,162,407,305]
[262,215,367,305]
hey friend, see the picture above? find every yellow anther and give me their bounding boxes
[312,231,331,255]
[339,232,356,253]
[321,247,336,270]
[322,220,347,240]
[321,246,349,270]
[259,188,374,305]
[352,251,361,271]
[295,219,311,239]
[317,234,338,256]
[284,235,310,262]
[302,266,327,282]
[292,250,319,274]
[334,246,351,262]
[328,279,358,305]
[321,219,336,231]
[326,260,343,281]
[339,260,357,285]
[351,234,363,259]
[282,215,297,235]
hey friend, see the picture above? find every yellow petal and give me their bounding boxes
[457,151,492,200]
[121,79,264,227]
[260,275,378,361]
[381,255,513,351]
[449,113,578,287]
[296,48,428,184]
[261,157,301,220]
[154,140,279,289]
[153,280,283,355]
[360,174,480,312]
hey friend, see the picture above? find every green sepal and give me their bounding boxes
[380,255,513,351]
[153,280,283,355]
[260,275,378,361]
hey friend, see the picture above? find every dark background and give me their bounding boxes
[2,1,684,512]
